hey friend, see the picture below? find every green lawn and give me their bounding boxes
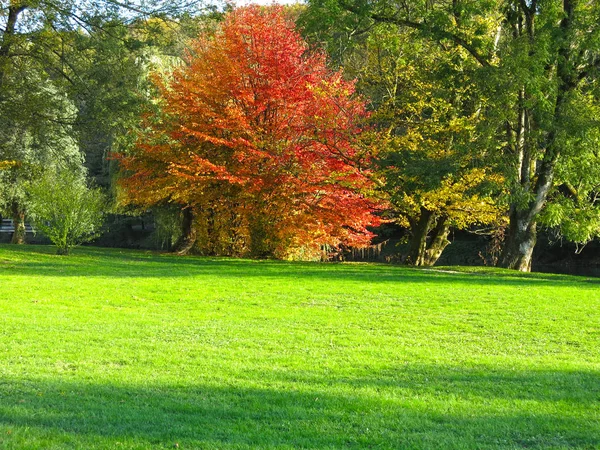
[0,245,598,449]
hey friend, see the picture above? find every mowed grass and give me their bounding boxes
[0,245,599,450]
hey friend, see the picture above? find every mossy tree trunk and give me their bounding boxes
[499,210,537,272]
[406,208,450,267]
[422,217,451,266]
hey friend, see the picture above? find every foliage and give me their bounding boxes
[303,0,600,271]
[68,15,219,189]
[118,5,381,259]
[302,18,504,265]
[0,245,599,448]
[0,0,210,244]
[373,28,503,265]
[28,169,106,254]
[0,64,82,243]
[538,98,600,246]
[483,0,600,269]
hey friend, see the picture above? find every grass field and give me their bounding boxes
[0,244,598,449]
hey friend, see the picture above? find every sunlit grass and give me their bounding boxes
[0,245,598,449]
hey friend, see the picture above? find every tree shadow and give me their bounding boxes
[1,245,597,291]
[0,364,598,449]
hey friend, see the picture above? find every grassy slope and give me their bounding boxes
[0,245,598,450]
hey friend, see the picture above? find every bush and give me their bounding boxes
[29,169,106,255]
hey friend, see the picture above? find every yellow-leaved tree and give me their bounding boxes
[349,25,504,265]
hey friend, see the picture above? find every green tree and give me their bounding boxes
[1,0,208,214]
[64,15,213,189]
[0,0,204,87]
[303,13,503,266]
[304,0,600,271]
[0,64,81,244]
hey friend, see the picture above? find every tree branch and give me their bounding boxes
[517,0,532,17]
[368,13,491,67]
[0,4,28,87]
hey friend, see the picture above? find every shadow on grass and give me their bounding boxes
[0,245,597,292]
[260,364,600,404]
[0,365,598,449]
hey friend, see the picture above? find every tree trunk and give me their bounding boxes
[405,208,434,266]
[499,209,537,271]
[206,207,216,255]
[10,202,25,245]
[56,246,70,256]
[406,210,451,267]
[422,217,451,266]
[172,206,196,255]
[499,94,560,272]
[0,3,26,90]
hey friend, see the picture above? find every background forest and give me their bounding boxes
[1,0,599,273]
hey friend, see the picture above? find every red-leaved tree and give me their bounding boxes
[117,5,380,258]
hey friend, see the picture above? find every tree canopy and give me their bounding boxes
[1,1,598,269]
[303,0,600,270]
[117,5,381,259]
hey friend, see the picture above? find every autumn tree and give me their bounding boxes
[118,5,380,259]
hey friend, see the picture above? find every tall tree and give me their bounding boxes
[118,5,381,259]
[302,11,503,266]
[0,61,81,243]
[303,0,600,271]
[1,0,210,247]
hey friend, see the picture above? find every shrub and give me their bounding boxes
[29,169,106,255]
